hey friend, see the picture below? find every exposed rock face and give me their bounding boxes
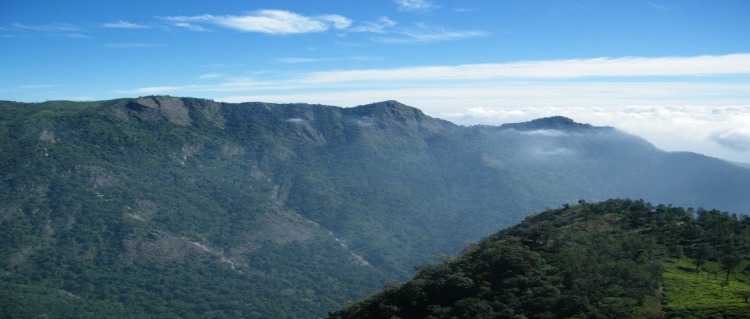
[286,118,327,145]
[121,230,197,264]
[199,100,226,129]
[38,130,56,143]
[131,96,192,126]
[73,165,117,189]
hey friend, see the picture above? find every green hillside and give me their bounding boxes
[1,96,749,318]
[328,199,750,319]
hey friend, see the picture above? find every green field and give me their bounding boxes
[663,257,750,318]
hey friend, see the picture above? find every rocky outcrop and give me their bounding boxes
[130,96,191,126]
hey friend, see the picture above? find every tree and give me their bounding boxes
[721,245,741,285]
[692,243,713,274]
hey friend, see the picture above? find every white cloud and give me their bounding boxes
[197,73,225,80]
[395,0,440,12]
[712,130,750,152]
[348,18,483,43]
[116,76,276,95]
[276,57,329,64]
[388,30,485,43]
[172,22,209,31]
[709,116,750,152]
[53,33,89,39]
[521,130,567,137]
[163,10,351,34]
[102,21,148,29]
[318,14,352,29]
[350,17,397,33]
[121,55,750,101]
[301,54,750,83]
[20,84,58,89]
[11,23,88,38]
[121,86,190,94]
[373,24,487,43]
[12,22,80,32]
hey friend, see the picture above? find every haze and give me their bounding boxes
[2,0,749,163]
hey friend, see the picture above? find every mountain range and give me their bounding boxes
[1,96,748,318]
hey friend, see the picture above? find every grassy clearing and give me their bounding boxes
[662,257,750,318]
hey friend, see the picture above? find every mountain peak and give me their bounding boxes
[349,100,431,123]
[500,116,603,131]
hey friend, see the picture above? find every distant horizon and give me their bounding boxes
[2,0,749,163]
[5,95,750,166]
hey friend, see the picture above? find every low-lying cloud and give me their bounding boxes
[286,118,308,124]
[453,105,750,164]
[520,130,567,137]
[530,147,575,157]
[710,127,750,152]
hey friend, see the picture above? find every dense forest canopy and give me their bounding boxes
[329,199,750,319]
[1,97,749,318]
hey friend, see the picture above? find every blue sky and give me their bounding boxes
[2,0,750,163]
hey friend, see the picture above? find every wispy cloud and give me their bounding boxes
[197,73,226,80]
[350,16,397,33]
[116,77,276,95]
[105,43,158,48]
[119,54,750,98]
[102,21,149,29]
[351,56,385,61]
[276,56,384,64]
[121,86,191,94]
[20,84,58,89]
[348,17,485,44]
[163,10,351,34]
[374,24,488,43]
[12,22,80,32]
[276,57,330,64]
[171,22,209,32]
[395,0,440,12]
[55,33,89,39]
[9,22,88,38]
[646,1,672,11]
[300,54,750,83]
[452,7,478,13]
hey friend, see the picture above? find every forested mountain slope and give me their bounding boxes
[1,96,748,318]
[329,199,750,319]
